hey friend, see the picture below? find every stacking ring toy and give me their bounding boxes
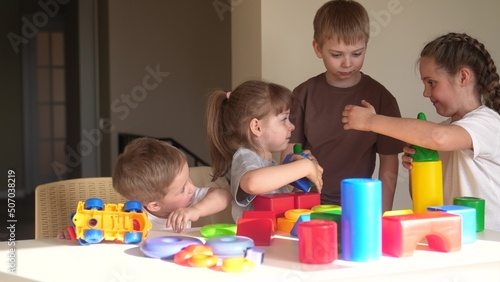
[187,254,218,268]
[140,236,203,259]
[221,257,255,272]
[200,223,237,238]
[284,209,313,221]
[312,204,341,213]
[174,244,214,266]
[205,236,254,257]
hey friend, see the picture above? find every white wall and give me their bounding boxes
[233,0,500,210]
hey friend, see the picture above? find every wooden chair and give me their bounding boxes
[35,177,127,239]
[34,167,233,238]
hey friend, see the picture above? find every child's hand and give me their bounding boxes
[166,207,201,233]
[402,145,415,170]
[308,158,324,193]
[289,151,323,193]
[342,100,376,131]
[57,228,72,240]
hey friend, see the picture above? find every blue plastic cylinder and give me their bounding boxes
[341,178,382,262]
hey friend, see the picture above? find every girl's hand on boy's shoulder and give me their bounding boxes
[342,100,376,131]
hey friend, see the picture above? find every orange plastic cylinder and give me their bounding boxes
[411,160,443,213]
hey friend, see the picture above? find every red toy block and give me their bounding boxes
[242,210,276,232]
[253,193,294,218]
[293,192,321,209]
[237,218,274,246]
[298,220,338,264]
[382,211,462,257]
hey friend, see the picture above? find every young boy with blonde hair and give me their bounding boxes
[282,0,404,212]
[112,137,231,232]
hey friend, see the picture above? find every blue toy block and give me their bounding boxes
[282,153,313,192]
[290,214,311,237]
[427,205,476,244]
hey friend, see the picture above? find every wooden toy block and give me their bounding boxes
[290,214,311,237]
[277,217,295,233]
[253,193,295,218]
[298,220,338,264]
[427,205,476,244]
[311,212,342,253]
[383,209,414,217]
[242,210,276,232]
[382,211,462,257]
[293,192,321,209]
[237,218,273,246]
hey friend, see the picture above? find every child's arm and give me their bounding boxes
[280,143,297,163]
[240,156,323,195]
[166,187,231,232]
[342,100,472,151]
[378,154,399,213]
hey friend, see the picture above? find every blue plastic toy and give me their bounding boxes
[282,144,314,192]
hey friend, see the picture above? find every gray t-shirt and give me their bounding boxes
[230,147,289,222]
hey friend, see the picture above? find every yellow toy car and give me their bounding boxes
[71,198,152,245]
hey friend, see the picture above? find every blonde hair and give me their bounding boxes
[313,0,370,47]
[112,137,187,204]
[206,80,293,180]
[420,32,500,114]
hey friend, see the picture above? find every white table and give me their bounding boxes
[1,228,500,282]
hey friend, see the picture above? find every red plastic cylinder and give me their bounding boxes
[298,220,337,264]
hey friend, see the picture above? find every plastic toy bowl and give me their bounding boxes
[141,236,203,259]
[205,236,254,257]
[200,223,237,238]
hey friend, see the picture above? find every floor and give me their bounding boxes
[0,193,35,241]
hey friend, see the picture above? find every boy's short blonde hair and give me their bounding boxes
[313,0,370,47]
[112,137,187,204]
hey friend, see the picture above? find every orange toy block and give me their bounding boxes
[382,211,462,257]
[277,217,295,233]
[242,210,276,232]
[293,192,321,209]
[237,218,274,246]
[253,193,295,218]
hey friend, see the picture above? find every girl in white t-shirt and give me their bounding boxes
[342,32,500,231]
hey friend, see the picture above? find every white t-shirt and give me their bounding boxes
[440,105,500,231]
[144,186,209,230]
[230,147,289,222]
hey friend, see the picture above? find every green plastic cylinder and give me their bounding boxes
[453,196,485,232]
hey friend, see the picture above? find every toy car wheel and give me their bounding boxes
[84,198,104,210]
[124,201,142,212]
[78,238,90,246]
[124,232,143,244]
[84,229,104,244]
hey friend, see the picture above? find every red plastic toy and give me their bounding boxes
[382,211,462,257]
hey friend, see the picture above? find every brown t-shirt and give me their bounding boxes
[290,72,404,205]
